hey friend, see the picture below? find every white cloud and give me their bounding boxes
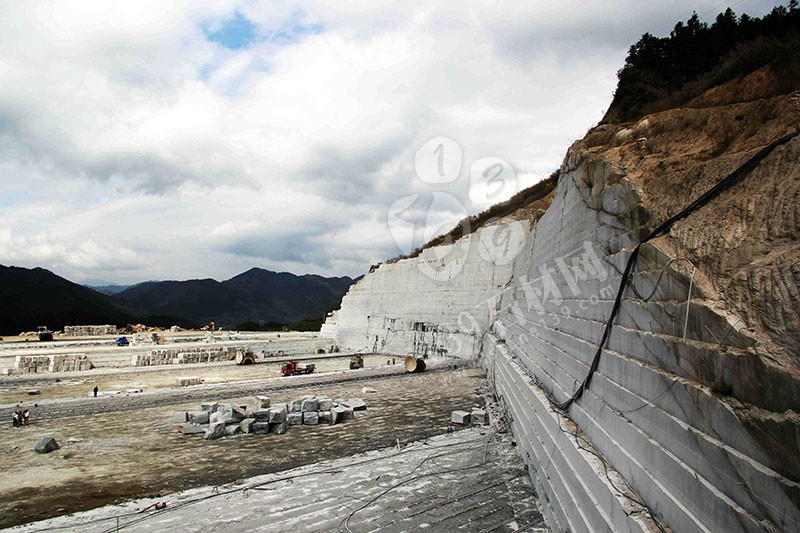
[0,0,786,284]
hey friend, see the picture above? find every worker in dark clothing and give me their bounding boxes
[93,385,98,397]
[12,411,19,427]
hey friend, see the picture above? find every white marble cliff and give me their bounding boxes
[324,87,800,532]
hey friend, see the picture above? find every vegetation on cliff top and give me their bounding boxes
[604,2,800,123]
[386,171,558,265]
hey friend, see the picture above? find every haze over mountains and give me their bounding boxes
[0,265,355,336]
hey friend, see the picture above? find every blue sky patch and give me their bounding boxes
[205,12,257,50]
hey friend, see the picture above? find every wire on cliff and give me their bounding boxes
[553,126,800,412]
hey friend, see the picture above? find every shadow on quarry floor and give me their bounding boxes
[8,428,547,533]
[0,367,496,529]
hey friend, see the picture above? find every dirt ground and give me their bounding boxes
[0,365,487,529]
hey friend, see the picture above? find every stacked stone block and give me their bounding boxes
[175,394,364,440]
[131,346,241,366]
[63,325,117,336]
[176,377,203,387]
[12,354,92,373]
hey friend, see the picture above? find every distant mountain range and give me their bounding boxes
[113,268,356,328]
[0,265,356,336]
[90,284,135,295]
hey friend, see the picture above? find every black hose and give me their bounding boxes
[554,127,800,411]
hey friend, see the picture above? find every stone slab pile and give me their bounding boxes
[49,354,93,372]
[11,354,92,374]
[176,377,204,387]
[63,325,117,336]
[174,394,365,440]
[132,346,242,366]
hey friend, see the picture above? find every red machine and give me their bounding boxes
[281,361,315,376]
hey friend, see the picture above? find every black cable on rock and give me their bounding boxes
[554,126,800,412]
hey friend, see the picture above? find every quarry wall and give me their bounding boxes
[324,120,800,531]
[323,221,528,358]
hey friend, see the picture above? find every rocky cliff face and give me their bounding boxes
[324,220,530,358]
[323,74,800,532]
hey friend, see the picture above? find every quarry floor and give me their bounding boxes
[0,361,542,531]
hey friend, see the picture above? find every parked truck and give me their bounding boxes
[280,361,315,376]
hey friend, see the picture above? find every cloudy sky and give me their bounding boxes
[0,1,784,285]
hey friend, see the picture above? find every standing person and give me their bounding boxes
[22,409,30,425]
[11,411,19,427]
[93,385,98,398]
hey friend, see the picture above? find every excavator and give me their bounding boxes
[349,353,364,370]
[37,326,54,342]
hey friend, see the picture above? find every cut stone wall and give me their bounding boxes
[324,221,528,358]
[495,148,800,531]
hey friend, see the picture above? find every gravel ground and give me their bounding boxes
[0,363,485,529]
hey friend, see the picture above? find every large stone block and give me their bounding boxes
[214,403,233,413]
[301,398,319,412]
[34,436,60,453]
[287,412,303,426]
[318,398,333,411]
[253,409,271,421]
[270,420,288,435]
[204,422,226,440]
[318,410,333,425]
[255,395,271,409]
[224,424,240,436]
[290,400,303,413]
[171,411,188,423]
[268,404,288,423]
[451,411,471,425]
[189,411,209,425]
[331,406,354,424]
[252,422,271,434]
[342,398,366,411]
[210,411,239,425]
[240,418,255,434]
[471,409,487,425]
[201,402,219,412]
[179,423,206,435]
[303,412,319,425]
